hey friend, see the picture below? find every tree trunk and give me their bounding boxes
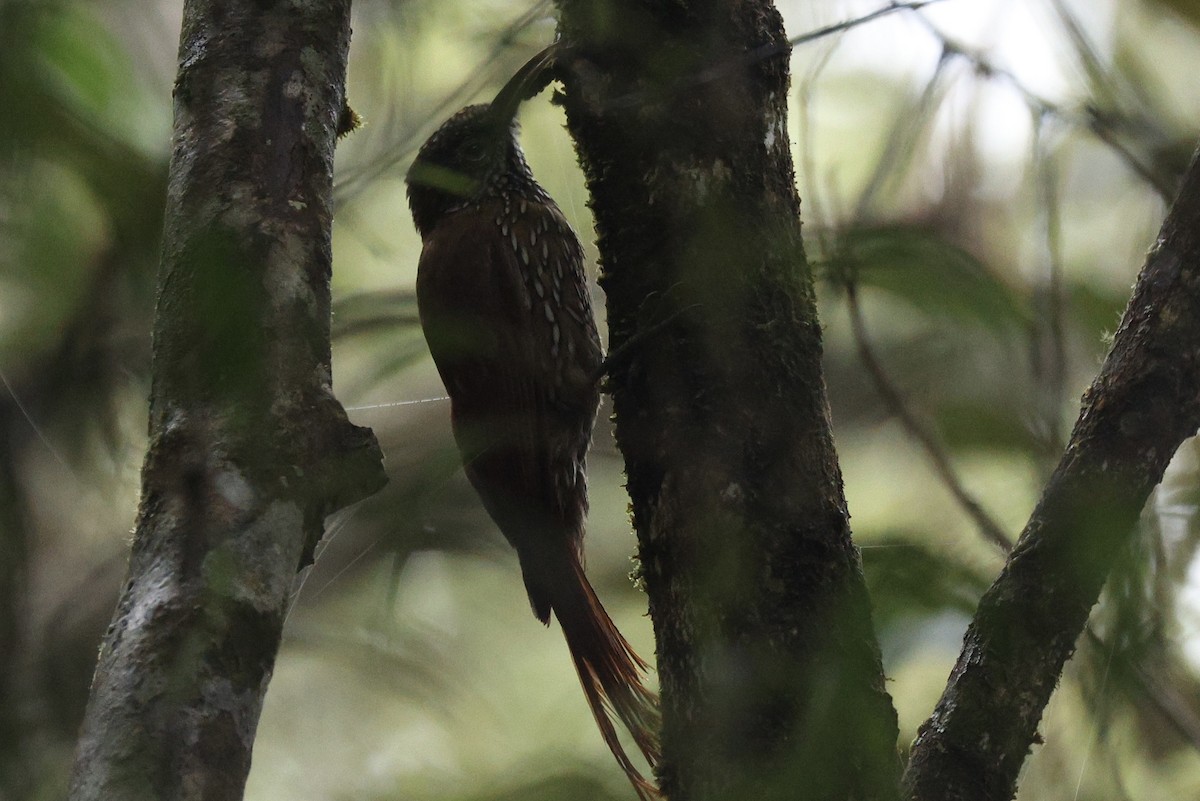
[903,145,1200,801]
[554,2,901,800]
[67,2,385,799]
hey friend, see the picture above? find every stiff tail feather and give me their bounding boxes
[552,553,662,800]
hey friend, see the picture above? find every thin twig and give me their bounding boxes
[843,280,1013,553]
[904,12,1175,201]
[605,0,952,112]
[1083,627,1200,753]
[853,50,952,221]
[749,0,954,71]
[1085,113,1176,201]
[0,369,71,473]
[798,34,1013,556]
[798,23,1011,554]
[1032,111,1068,460]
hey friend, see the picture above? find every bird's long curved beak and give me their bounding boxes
[489,42,562,125]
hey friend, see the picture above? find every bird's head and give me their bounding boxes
[406,45,559,236]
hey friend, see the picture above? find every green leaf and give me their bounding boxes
[861,536,989,623]
[1066,279,1128,344]
[935,400,1042,455]
[832,226,1031,332]
[31,5,165,155]
[333,290,422,340]
[1144,0,1200,31]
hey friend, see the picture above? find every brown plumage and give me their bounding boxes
[404,47,661,798]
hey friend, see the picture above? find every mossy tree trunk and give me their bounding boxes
[554,2,902,800]
[67,2,385,800]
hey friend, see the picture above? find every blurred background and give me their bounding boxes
[3,0,1200,798]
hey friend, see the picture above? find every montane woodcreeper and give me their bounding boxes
[404,45,661,798]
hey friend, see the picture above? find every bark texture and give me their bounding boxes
[554,2,900,799]
[903,146,1200,801]
[67,2,385,800]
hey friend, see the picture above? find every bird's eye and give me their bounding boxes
[462,140,488,163]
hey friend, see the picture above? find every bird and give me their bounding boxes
[404,45,661,799]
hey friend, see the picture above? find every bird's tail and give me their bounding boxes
[527,547,662,799]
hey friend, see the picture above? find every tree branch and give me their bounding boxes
[67,3,385,799]
[903,143,1200,801]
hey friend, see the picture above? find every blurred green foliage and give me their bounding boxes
[2,0,1200,799]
